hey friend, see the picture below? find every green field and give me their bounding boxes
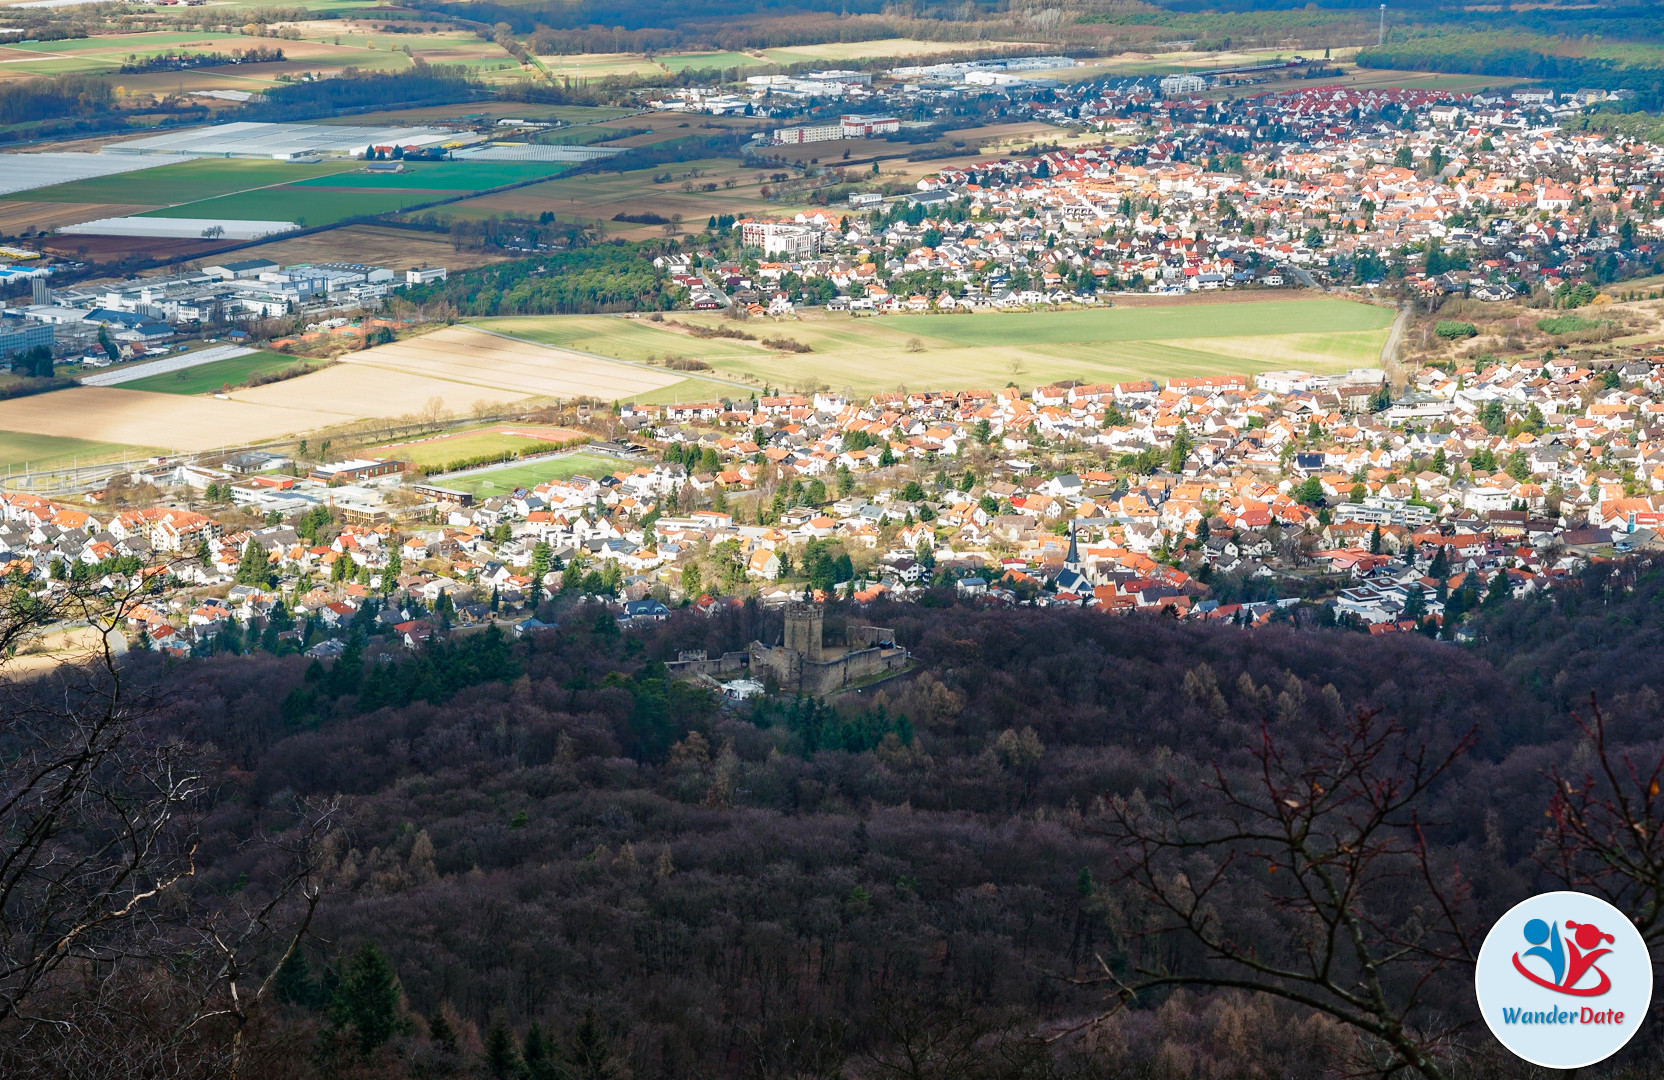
[117,352,311,396]
[291,162,568,190]
[659,51,768,72]
[0,431,142,473]
[471,315,768,364]
[478,298,1394,395]
[434,452,625,497]
[142,186,444,226]
[1,31,248,54]
[883,300,1394,346]
[371,429,564,470]
[5,159,357,205]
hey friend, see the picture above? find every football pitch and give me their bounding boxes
[432,452,625,497]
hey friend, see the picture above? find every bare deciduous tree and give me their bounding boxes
[0,571,335,1078]
[1080,708,1478,1080]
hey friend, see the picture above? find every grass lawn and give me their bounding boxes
[0,430,144,472]
[434,451,627,496]
[370,428,564,470]
[291,161,567,190]
[118,351,312,395]
[4,159,357,205]
[142,185,448,225]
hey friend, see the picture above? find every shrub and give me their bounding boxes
[1434,320,1477,340]
[1535,314,1602,335]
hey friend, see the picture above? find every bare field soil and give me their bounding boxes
[230,225,519,271]
[232,326,680,420]
[0,387,351,450]
[0,201,158,235]
[41,234,232,262]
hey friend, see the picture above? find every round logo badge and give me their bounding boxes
[1476,891,1652,1069]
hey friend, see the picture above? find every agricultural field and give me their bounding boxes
[288,161,569,190]
[369,424,588,470]
[435,156,772,234]
[658,51,768,73]
[134,161,568,225]
[229,223,520,272]
[757,38,1035,65]
[0,159,357,206]
[532,52,664,81]
[0,326,684,454]
[480,298,1394,396]
[471,315,769,365]
[0,387,345,451]
[230,325,682,417]
[432,452,630,498]
[117,351,316,396]
[0,22,516,89]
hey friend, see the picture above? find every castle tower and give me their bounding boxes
[784,602,825,662]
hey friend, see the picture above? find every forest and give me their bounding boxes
[400,243,683,316]
[7,557,1664,1079]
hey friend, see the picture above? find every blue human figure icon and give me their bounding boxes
[1522,918,1566,986]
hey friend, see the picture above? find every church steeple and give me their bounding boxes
[1065,522,1079,572]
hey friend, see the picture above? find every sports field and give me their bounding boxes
[0,431,142,473]
[433,452,626,497]
[118,351,314,395]
[477,298,1394,395]
[370,425,588,470]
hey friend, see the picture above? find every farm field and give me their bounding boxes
[370,424,588,470]
[482,299,1393,395]
[117,351,315,396]
[229,223,520,272]
[142,187,446,226]
[470,315,770,365]
[532,52,663,80]
[108,160,568,225]
[433,452,630,498]
[2,159,357,206]
[0,326,684,452]
[0,387,351,451]
[436,157,771,233]
[229,325,682,418]
[757,38,1034,65]
[658,51,768,72]
[883,299,1394,346]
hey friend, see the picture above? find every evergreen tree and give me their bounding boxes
[485,1015,519,1078]
[523,1020,555,1080]
[333,941,403,1054]
[428,1007,459,1054]
[563,1008,620,1080]
[274,948,325,1009]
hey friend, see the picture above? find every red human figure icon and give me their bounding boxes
[1561,921,1615,995]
